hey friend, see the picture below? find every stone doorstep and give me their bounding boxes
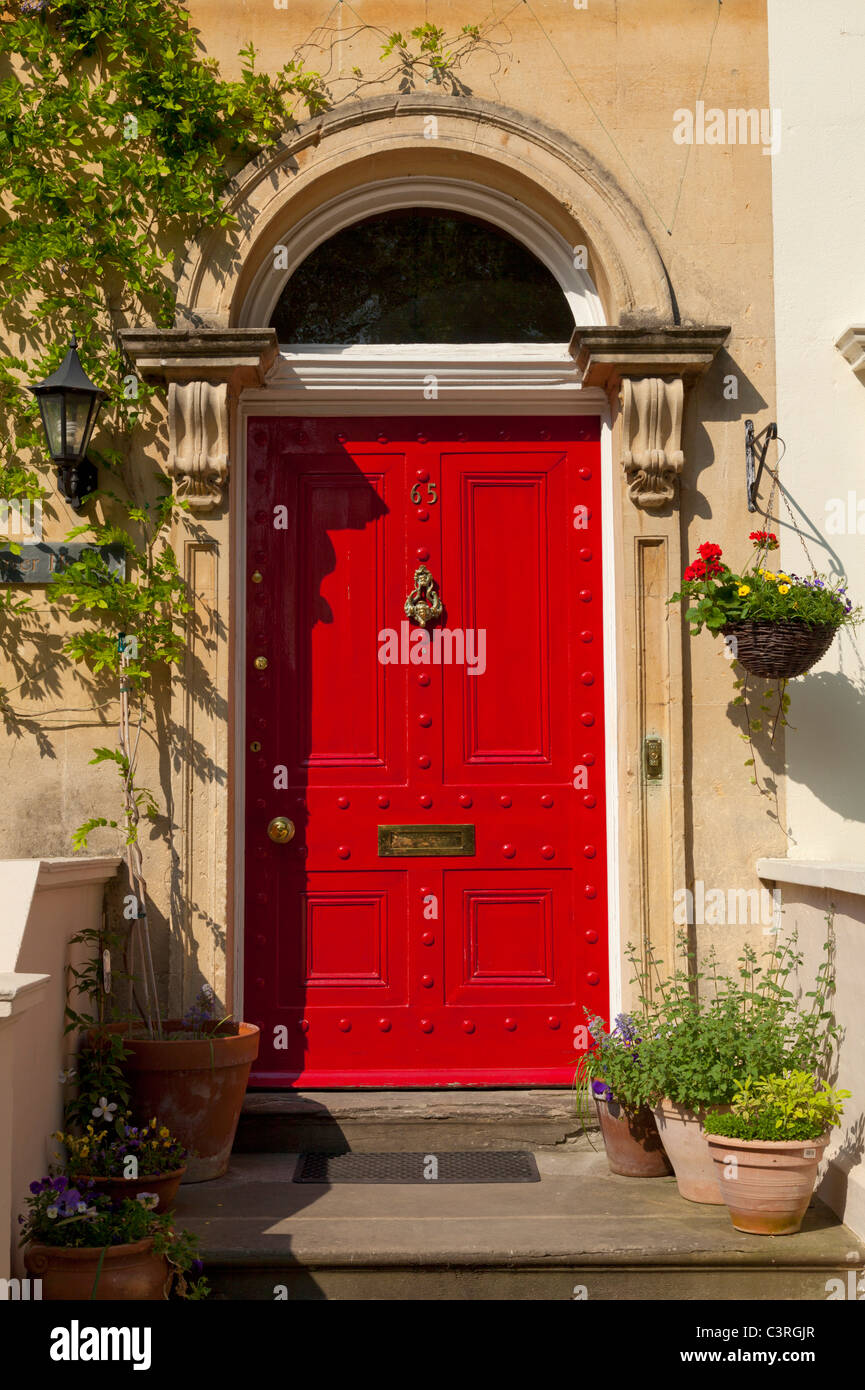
[237,1088,591,1153]
[175,1150,865,1302]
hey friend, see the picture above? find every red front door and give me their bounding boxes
[244,416,608,1086]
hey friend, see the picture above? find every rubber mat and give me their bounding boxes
[293,1150,541,1184]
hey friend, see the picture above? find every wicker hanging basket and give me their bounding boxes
[721,621,836,679]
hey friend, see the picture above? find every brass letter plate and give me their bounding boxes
[378,824,476,857]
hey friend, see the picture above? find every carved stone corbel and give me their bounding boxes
[569,325,730,509]
[619,375,684,509]
[120,327,279,511]
[167,380,229,511]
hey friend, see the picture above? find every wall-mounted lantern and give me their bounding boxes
[28,334,107,508]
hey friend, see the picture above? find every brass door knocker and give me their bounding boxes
[404,564,443,627]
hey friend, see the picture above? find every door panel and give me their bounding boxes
[245,416,607,1086]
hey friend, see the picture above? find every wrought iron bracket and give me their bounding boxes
[745,418,778,513]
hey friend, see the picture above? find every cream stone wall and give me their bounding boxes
[0,1,781,1014]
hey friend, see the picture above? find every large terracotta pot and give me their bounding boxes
[102,1021,259,1182]
[706,1131,830,1235]
[651,1099,727,1203]
[24,1237,169,1300]
[594,1094,673,1177]
[75,1167,186,1214]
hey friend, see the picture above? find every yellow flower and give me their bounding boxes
[778,573,791,583]
[159,1127,170,1139]
[150,1117,157,1129]
[762,571,775,582]
[778,583,790,595]
[738,585,751,597]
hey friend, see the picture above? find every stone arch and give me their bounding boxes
[174,94,676,332]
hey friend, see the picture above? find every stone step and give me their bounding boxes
[175,1150,865,1302]
[237,1088,589,1153]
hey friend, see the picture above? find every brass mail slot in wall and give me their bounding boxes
[378,824,476,857]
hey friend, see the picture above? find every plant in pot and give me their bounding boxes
[109,985,260,1182]
[65,890,257,1184]
[629,926,838,1204]
[704,1071,850,1235]
[55,508,259,1181]
[575,1012,672,1177]
[20,1176,208,1301]
[54,1113,188,1213]
[669,532,860,794]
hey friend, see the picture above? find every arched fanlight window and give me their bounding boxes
[270,209,575,344]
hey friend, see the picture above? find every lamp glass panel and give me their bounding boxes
[64,394,94,460]
[38,395,64,460]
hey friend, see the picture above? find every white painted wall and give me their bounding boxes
[767,1,865,1240]
[768,0,865,861]
[0,858,119,1275]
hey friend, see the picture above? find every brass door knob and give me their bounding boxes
[267,816,295,844]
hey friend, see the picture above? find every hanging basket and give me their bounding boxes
[721,620,836,679]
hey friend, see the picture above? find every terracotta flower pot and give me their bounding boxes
[706,1131,830,1235]
[651,1098,728,1203]
[74,1167,186,1214]
[24,1237,169,1300]
[98,1021,260,1182]
[594,1094,673,1177]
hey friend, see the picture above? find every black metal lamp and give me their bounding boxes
[29,334,107,508]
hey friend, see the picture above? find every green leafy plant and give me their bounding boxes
[621,925,838,1112]
[669,533,860,798]
[19,1175,208,1298]
[63,917,132,1130]
[575,1012,646,1137]
[55,1114,187,1178]
[0,1,487,1044]
[381,22,483,88]
[704,1070,850,1142]
[670,533,859,636]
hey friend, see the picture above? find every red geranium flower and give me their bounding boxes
[698,542,723,561]
[684,559,707,581]
[749,530,779,550]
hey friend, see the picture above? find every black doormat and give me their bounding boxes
[293,1150,541,1184]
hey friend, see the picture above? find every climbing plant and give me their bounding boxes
[0,2,485,1029]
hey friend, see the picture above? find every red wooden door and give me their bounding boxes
[245,416,607,1086]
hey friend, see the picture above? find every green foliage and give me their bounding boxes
[19,1178,208,1297]
[64,916,133,1129]
[704,1070,850,1141]
[669,538,859,795]
[0,3,485,1038]
[672,567,858,637]
[381,22,482,81]
[620,928,838,1111]
[57,1113,188,1179]
[64,1032,130,1133]
[575,1012,644,1112]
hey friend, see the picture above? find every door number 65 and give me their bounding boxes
[410,481,438,504]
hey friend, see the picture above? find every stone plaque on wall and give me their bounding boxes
[0,544,126,584]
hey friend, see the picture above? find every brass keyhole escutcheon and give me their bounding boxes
[267,816,295,844]
[254,655,268,670]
